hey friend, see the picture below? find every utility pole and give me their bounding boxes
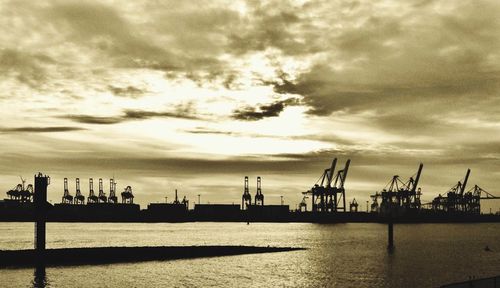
[198,194,201,205]
[366,201,369,212]
[280,195,284,206]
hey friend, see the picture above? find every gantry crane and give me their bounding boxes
[18,177,33,202]
[7,177,33,202]
[74,178,85,204]
[370,163,423,214]
[62,177,73,204]
[98,178,107,203]
[121,186,134,204]
[331,159,350,212]
[431,169,500,214]
[108,179,117,203]
[87,178,98,204]
[431,169,470,213]
[7,176,33,202]
[303,158,351,212]
[6,184,22,201]
[298,196,308,212]
[242,176,252,209]
[254,176,264,205]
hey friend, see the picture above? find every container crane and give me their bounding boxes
[98,178,107,203]
[242,176,252,210]
[298,196,308,212]
[431,169,500,214]
[254,176,264,205]
[332,159,350,212]
[74,178,85,204]
[121,186,134,204]
[18,177,33,202]
[303,158,350,213]
[305,158,337,212]
[431,169,470,213]
[6,184,22,201]
[87,178,98,204]
[108,179,117,203]
[62,177,73,204]
[370,163,423,214]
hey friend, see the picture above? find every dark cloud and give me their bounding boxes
[125,101,200,120]
[108,85,146,98]
[61,115,124,125]
[61,104,201,125]
[0,48,54,87]
[38,1,242,86]
[228,2,320,55]
[44,1,180,69]
[185,128,234,135]
[123,109,200,121]
[232,98,299,121]
[258,1,500,121]
[0,126,85,133]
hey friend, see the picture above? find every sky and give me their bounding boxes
[1,0,500,211]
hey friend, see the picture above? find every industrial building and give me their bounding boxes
[145,189,189,221]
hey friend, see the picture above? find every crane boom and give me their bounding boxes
[341,159,351,188]
[461,169,471,195]
[327,158,337,187]
[412,163,423,193]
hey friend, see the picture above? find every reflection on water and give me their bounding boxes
[0,222,499,288]
[33,265,48,288]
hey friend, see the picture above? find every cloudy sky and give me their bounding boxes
[1,0,499,211]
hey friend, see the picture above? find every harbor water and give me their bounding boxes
[0,222,499,287]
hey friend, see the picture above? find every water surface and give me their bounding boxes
[0,222,499,287]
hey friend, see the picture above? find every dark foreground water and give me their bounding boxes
[0,222,499,287]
